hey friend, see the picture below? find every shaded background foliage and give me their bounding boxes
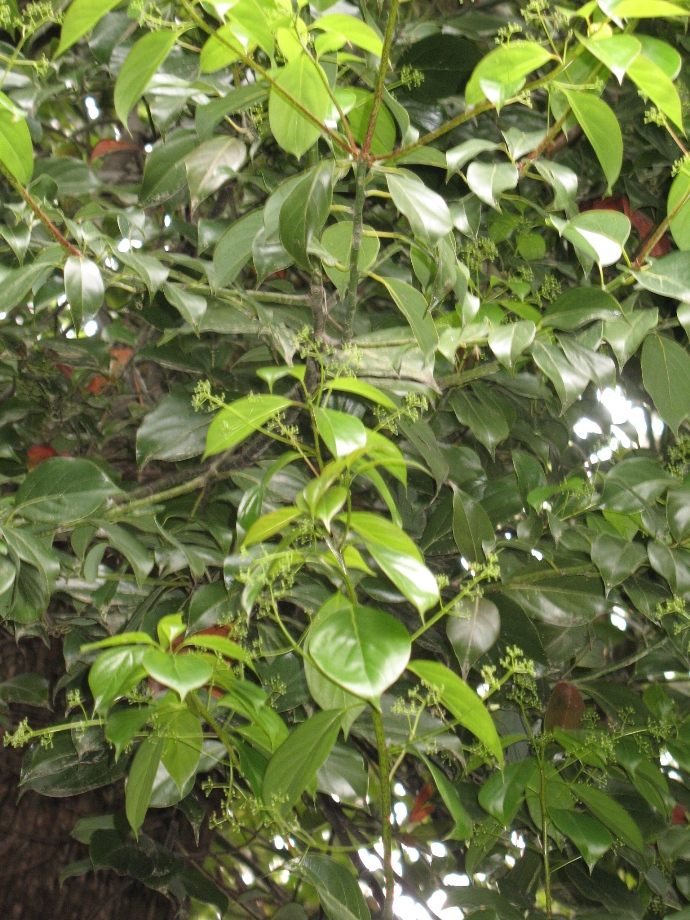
[2,0,690,918]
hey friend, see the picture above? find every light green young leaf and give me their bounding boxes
[466,161,518,211]
[407,660,503,764]
[577,34,641,82]
[243,507,304,546]
[0,91,33,184]
[141,649,213,701]
[57,0,123,55]
[668,162,690,251]
[205,395,293,458]
[114,30,179,128]
[627,54,684,130]
[310,14,382,56]
[269,54,330,158]
[559,88,622,193]
[321,221,379,295]
[465,41,555,107]
[314,407,367,458]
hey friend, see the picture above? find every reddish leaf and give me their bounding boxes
[90,139,140,163]
[408,782,436,825]
[672,804,687,825]
[86,375,109,395]
[55,363,73,378]
[544,681,585,731]
[27,445,58,469]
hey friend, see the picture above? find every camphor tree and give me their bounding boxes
[4,0,690,917]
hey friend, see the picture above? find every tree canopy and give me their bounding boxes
[3,0,690,918]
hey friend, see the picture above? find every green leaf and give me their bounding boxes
[386,174,453,246]
[20,731,127,797]
[603,308,658,369]
[321,221,379,295]
[603,0,689,16]
[452,489,494,563]
[345,91,397,156]
[446,139,502,176]
[641,334,690,437]
[64,256,104,331]
[573,783,644,853]
[543,286,620,331]
[548,807,613,870]
[667,483,690,542]
[407,660,503,765]
[263,709,343,813]
[269,55,330,158]
[311,14,382,56]
[531,339,590,413]
[533,159,578,210]
[632,252,690,302]
[199,23,252,73]
[139,131,197,206]
[627,54,684,130]
[578,34,641,82]
[325,377,396,411]
[213,209,264,288]
[347,511,439,614]
[465,41,555,107]
[279,162,333,269]
[136,394,210,468]
[162,282,207,333]
[488,320,536,368]
[299,853,371,920]
[559,210,630,267]
[450,389,510,456]
[159,708,203,794]
[179,633,254,669]
[57,0,123,55]
[185,136,246,209]
[89,646,149,714]
[105,706,155,760]
[447,597,501,674]
[501,573,606,626]
[314,407,367,459]
[421,753,473,840]
[114,30,178,128]
[309,602,411,703]
[560,88,622,193]
[97,522,154,586]
[466,161,518,211]
[205,395,293,458]
[379,277,438,361]
[668,161,690,251]
[14,457,120,525]
[0,673,50,708]
[141,649,213,701]
[591,534,647,590]
[243,507,304,546]
[126,733,165,835]
[0,92,33,184]
[478,758,534,824]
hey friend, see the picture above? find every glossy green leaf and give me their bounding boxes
[379,277,438,361]
[14,458,120,525]
[126,733,165,834]
[299,853,371,920]
[628,54,684,129]
[105,706,155,760]
[452,489,494,563]
[311,14,382,56]
[279,162,333,269]
[591,534,647,590]
[407,660,503,764]
[243,506,304,546]
[114,30,178,128]
[488,321,536,368]
[0,92,33,184]
[142,649,213,701]
[560,209,630,266]
[136,394,210,468]
[205,395,293,458]
[573,783,644,852]
[386,173,453,246]
[669,162,690,251]
[446,139,502,176]
[502,573,607,626]
[549,807,613,869]
[325,378,396,411]
[309,603,411,702]
[269,55,330,158]
[314,407,367,459]
[421,754,473,840]
[64,256,104,331]
[633,252,690,302]
[478,758,534,824]
[89,646,149,714]
[603,308,658,368]
[447,597,501,673]
[578,34,641,82]
[561,88,622,192]
[185,136,246,209]
[450,389,510,456]
[641,334,690,437]
[465,41,555,106]
[213,209,264,288]
[321,221,380,295]
[159,708,203,794]
[163,282,207,333]
[466,161,518,211]
[57,0,123,55]
[263,709,343,813]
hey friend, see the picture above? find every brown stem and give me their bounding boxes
[0,161,81,257]
[361,0,400,158]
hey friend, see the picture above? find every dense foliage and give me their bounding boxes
[4,0,690,917]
